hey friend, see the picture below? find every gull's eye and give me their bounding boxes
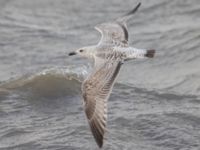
[79,49,83,52]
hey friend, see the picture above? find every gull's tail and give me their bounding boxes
[145,49,155,58]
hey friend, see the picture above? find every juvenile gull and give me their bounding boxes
[69,2,155,148]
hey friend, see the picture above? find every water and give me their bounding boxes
[0,0,200,149]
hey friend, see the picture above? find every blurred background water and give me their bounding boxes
[0,0,200,149]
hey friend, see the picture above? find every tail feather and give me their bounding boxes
[145,49,155,58]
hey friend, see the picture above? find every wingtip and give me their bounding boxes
[117,2,141,22]
[97,140,103,148]
[127,2,142,15]
[136,2,142,9]
[94,132,104,148]
[89,120,105,148]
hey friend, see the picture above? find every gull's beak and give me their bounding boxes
[68,51,77,56]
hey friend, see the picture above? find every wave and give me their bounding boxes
[0,63,199,100]
[0,65,90,98]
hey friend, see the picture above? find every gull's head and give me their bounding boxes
[68,46,95,58]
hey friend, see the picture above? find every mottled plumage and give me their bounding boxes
[68,2,155,148]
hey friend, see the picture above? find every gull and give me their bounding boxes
[68,2,155,148]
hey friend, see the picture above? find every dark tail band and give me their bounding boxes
[145,49,155,58]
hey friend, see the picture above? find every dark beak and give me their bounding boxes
[68,52,76,56]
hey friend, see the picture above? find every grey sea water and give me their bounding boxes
[0,0,200,149]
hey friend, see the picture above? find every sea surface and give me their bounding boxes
[0,0,200,149]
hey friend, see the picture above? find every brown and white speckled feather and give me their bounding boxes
[82,61,121,148]
[68,2,156,148]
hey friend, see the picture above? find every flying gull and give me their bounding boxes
[69,2,155,148]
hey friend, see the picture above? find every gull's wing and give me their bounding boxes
[95,2,141,47]
[81,61,121,148]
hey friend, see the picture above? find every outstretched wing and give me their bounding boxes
[95,2,141,47]
[81,61,121,148]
